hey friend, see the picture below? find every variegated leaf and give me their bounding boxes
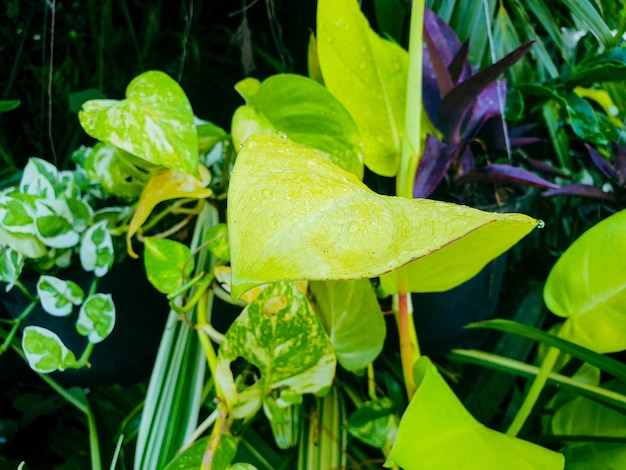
[80,221,115,277]
[36,275,85,317]
[22,326,77,373]
[76,293,116,343]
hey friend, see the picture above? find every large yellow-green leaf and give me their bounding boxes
[544,209,626,353]
[228,134,536,299]
[317,0,408,176]
[78,71,199,176]
[216,281,335,417]
[310,279,385,371]
[231,74,364,178]
[385,356,564,469]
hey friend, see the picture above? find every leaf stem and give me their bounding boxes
[396,292,419,398]
[506,346,560,436]
[196,289,223,401]
[0,298,39,356]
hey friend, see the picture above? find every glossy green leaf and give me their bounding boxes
[544,209,626,353]
[84,143,149,198]
[232,74,364,178]
[78,70,199,176]
[317,0,408,176]
[22,326,77,373]
[126,167,212,257]
[197,122,228,154]
[0,246,23,290]
[347,397,398,449]
[0,100,20,113]
[80,221,114,277]
[552,381,626,469]
[162,435,238,470]
[143,237,194,294]
[76,293,116,343]
[228,134,537,298]
[385,356,564,469]
[36,275,84,317]
[310,279,385,371]
[562,91,606,145]
[216,281,336,416]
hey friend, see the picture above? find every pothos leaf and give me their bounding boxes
[316,0,407,176]
[126,167,213,257]
[80,221,115,277]
[228,134,537,298]
[0,246,24,291]
[216,281,336,417]
[544,209,626,353]
[36,275,85,317]
[78,70,199,176]
[143,237,194,294]
[385,356,564,469]
[22,326,77,373]
[76,293,116,343]
[310,279,385,371]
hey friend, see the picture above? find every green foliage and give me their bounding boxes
[22,326,76,374]
[144,237,195,295]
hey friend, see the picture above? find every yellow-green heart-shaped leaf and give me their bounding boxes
[544,209,626,353]
[385,356,564,469]
[317,0,407,176]
[126,167,213,257]
[78,70,199,176]
[231,74,364,178]
[228,134,536,299]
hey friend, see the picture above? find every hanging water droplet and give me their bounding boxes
[239,143,244,149]
[536,219,545,229]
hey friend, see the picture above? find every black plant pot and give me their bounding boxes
[412,254,506,357]
[1,258,169,387]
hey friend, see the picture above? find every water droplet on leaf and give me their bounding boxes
[536,219,545,229]
[276,131,288,140]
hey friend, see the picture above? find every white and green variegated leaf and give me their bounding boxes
[33,198,92,249]
[143,237,194,294]
[76,293,116,343]
[80,221,114,277]
[78,71,199,176]
[37,275,85,317]
[310,279,385,371]
[84,143,149,198]
[0,246,24,291]
[216,281,336,417]
[0,226,46,259]
[22,325,77,373]
[19,157,59,198]
[0,195,37,235]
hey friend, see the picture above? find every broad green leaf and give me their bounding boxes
[78,70,199,176]
[80,221,114,277]
[204,223,230,263]
[562,91,606,145]
[0,100,20,113]
[84,143,149,198]
[76,293,116,343]
[317,0,408,176]
[197,122,229,154]
[544,209,626,353]
[232,74,364,178]
[126,167,213,257]
[36,275,85,317]
[385,356,564,469]
[216,281,336,416]
[22,326,77,373]
[162,435,238,470]
[347,397,399,449]
[310,279,385,371]
[143,237,194,294]
[228,134,537,298]
[552,380,626,470]
[0,246,23,291]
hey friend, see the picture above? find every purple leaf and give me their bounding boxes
[610,141,626,185]
[449,41,472,84]
[479,117,542,154]
[543,183,615,201]
[586,143,619,183]
[456,164,560,189]
[437,41,534,144]
[424,26,455,97]
[464,81,505,139]
[519,156,568,178]
[413,136,462,198]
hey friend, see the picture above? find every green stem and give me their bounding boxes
[397,0,425,199]
[196,290,223,400]
[395,292,419,398]
[506,346,561,436]
[85,398,103,470]
[0,298,39,355]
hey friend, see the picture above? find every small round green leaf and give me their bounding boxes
[22,326,77,373]
[143,237,195,294]
[76,293,116,343]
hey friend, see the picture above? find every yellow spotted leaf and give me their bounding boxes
[126,167,213,257]
[228,134,537,298]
